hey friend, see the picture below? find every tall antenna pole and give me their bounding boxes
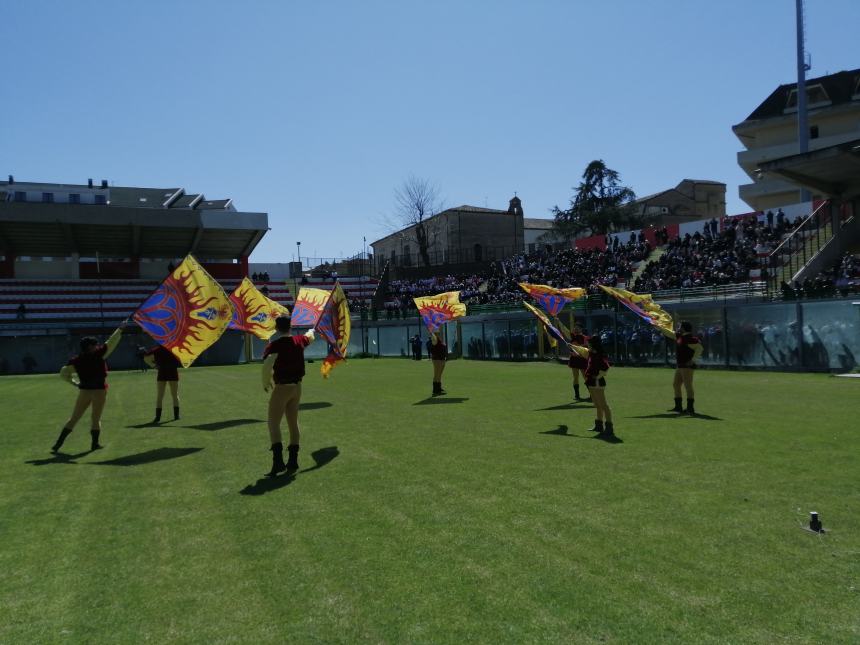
[795,0,811,202]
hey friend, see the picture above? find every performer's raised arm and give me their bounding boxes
[103,326,123,359]
[304,328,316,341]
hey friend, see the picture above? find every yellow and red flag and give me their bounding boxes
[227,277,290,340]
[291,287,331,328]
[133,255,233,368]
[523,301,570,350]
[316,282,351,378]
[413,291,467,333]
[599,285,675,338]
[518,283,586,317]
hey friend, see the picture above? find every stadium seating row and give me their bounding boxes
[0,276,378,322]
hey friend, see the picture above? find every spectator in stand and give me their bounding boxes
[776,208,786,228]
[766,210,774,229]
[17,303,26,320]
[252,272,259,281]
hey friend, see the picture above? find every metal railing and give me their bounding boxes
[765,200,832,293]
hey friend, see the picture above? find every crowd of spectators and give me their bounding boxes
[380,207,851,313]
[633,212,803,292]
[783,251,860,299]
[382,239,652,314]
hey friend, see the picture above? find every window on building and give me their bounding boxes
[42,192,54,203]
[13,191,25,202]
[69,193,81,204]
[810,125,819,139]
[94,194,107,205]
[785,84,831,110]
[473,243,483,262]
[403,245,411,266]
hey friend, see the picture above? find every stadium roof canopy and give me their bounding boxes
[0,181,268,259]
[759,138,860,200]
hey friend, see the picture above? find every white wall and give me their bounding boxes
[14,258,78,279]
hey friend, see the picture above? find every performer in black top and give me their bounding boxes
[261,316,316,476]
[52,328,122,453]
[670,321,704,415]
[429,331,448,396]
[144,345,182,423]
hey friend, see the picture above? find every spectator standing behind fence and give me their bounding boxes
[410,334,423,360]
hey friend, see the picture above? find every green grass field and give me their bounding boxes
[1,359,858,644]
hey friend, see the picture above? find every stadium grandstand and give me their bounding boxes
[0,177,378,324]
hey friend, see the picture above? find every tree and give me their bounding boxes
[552,160,641,239]
[392,175,444,267]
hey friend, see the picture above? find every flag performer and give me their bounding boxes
[567,324,589,402]
[569,335,615,438]
[52,326,124,453]
[670,321,704,415]
[143,345,182,423]
[413,291,466,396]
[261,315,316,476]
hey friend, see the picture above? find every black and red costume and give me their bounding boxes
[263,335,312,384]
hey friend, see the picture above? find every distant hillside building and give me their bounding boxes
[732,68,860,211]
[371,196,524,272]
[632,179,726,224]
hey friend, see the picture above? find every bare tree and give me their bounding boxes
[392,176,444,267]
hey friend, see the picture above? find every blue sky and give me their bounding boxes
[3,1,858,263]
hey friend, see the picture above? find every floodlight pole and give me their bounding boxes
[795,0,811,203]
[296,241,301,269]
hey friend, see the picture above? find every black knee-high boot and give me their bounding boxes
[670,397,682,413]
[90,430,103,450]
[601,421,615,437]
[153,408,162,424]
[173,406,180,420]
[286,444,300,472]
[686,398,695,415]
[267,442,285,477]
[588,419,603,433]
[432,381,440,396]
[51,427,73,453]
[574,384,581,400]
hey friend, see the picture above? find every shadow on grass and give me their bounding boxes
[540,424,571,436]
[629,412,723,421]
[240,445,339,495]
[182,418,262,431]
[299,446,339,473]
[239,473,296,495]
[299,402,333,410]
[539,424,624,444]
[26,450,94,466]
[535,402,594,411]
[126,421,165,429]
[413,397,469,405]
[90,447,203,466]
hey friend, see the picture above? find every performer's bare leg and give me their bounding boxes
[267,385,290,444]
[64,391,93,430]
[156,381,167,408]
[283,384,302,471]
[168,381,180,407]
[671,369,684,412]
[680,368,695,414]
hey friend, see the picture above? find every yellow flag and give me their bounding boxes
[133,255,234,367]
[228,277,291,340]
[413,291,467,333]
[317,282,351,378]
[599,285,675,337]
